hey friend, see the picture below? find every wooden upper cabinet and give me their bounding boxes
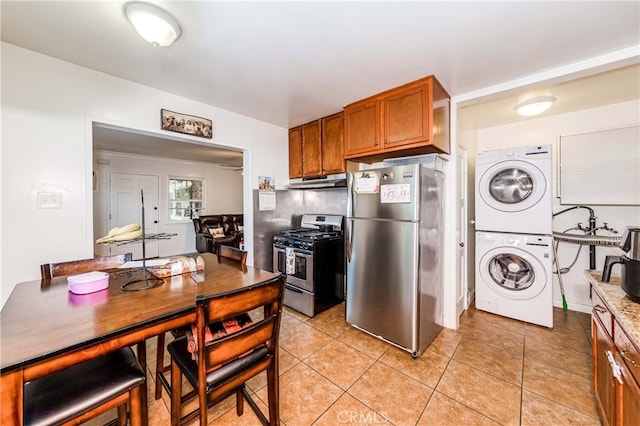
[288,112,344,179]
[344,75,450,162]
[382,81,430,149]
[288,127,303,178]
[302,120,322,177]
[321,112,345,175]
[344,99,379,157]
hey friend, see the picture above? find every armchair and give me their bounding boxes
[193,214,244,254]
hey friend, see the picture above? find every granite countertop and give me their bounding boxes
[586,270,640,350]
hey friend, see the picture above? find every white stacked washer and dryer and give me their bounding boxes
[474,145,554,328]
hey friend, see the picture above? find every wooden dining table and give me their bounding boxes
[0,253,281,425]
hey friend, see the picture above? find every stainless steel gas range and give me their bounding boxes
[272,214,345,317]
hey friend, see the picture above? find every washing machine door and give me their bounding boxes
[478,160,547,212]
[479,247,547,300]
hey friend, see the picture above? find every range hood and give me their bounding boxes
[286,174,347,189]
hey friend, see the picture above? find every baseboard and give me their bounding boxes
[553,299,592,314]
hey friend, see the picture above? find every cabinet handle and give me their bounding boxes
[374,141,378,146]
[594,305,607,314]
[621,350,639,367]
[605,350,623,384]
[384,139,388,145]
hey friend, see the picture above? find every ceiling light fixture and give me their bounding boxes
[514,96,556,117]
[124,2,181,47]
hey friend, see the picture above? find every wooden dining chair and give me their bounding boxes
[154,249,248,400]
[166,273,285,425]
[40,252,132,279]
[217,245,248,265]
[26,253,146,426]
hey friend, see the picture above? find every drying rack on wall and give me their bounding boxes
[107,189,176,291]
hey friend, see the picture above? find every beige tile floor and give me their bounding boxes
[93,302,600,425]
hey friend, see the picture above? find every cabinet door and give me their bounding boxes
[381,80,431,150]
[321,112,345,175]
[302,120,322,177]
[344,98,380,158]
[594,318,617,426]
[617,352,640,426]
[289,127,303,178]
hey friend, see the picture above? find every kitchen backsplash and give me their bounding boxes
[252,188,347,271]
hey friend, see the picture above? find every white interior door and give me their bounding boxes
[108,173,160,260]
[456,146,469,317]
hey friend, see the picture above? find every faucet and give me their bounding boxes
[553,205,597,269]
[594,222,618,234]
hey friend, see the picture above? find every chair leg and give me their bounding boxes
[266,365,279,425]
[236,387,244,416]
[155,332,166,400]
[135,341,148,426]
[170,361,183,426]
[199,383,208,426]
[129,385,144,426]
[117,404,128,426]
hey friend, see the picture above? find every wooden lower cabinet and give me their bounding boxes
[594,317,618,425]
[617,351,640,426]
[592,313,640,425]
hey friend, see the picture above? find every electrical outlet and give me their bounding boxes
[37,192,62,209]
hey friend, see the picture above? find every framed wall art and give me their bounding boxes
[161,109,212,139]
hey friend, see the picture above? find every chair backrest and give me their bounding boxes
[194,274,285,388]
[40,253,133,279]
[217,245,247,266]
[192,218,204,234]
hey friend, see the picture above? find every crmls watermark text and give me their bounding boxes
[336,410,390,424]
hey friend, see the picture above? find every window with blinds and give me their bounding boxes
[559,125,639,205]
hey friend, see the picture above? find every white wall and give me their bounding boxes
[476,100,640,312]
[1,43,288,308]
[92,151,243,257]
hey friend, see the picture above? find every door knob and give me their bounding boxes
[154,220,158,224]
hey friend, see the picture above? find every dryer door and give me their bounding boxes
[478,160,547,213]
[479,246,547,300]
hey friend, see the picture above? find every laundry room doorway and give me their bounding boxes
[456,146,469,318]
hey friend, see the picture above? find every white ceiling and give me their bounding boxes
[2,1,639,163]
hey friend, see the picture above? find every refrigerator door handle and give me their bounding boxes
[346,172,353,263]
[346,218,353,262]
[347,172,354,218]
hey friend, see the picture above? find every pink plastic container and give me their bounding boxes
[67,271,109,294]
[68,288,109,306]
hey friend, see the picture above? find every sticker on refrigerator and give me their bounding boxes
[354,172,379,193]
[381,184,411,203]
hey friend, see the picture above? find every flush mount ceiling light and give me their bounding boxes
[514,96,556,117]
[124,2,181,47]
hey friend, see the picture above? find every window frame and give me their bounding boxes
[168,176,205,223]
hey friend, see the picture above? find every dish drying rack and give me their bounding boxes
[108,189,176,291]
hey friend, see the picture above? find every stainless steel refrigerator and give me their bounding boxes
[346,163,444,357]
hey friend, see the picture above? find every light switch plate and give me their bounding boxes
[37,192,62,209]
